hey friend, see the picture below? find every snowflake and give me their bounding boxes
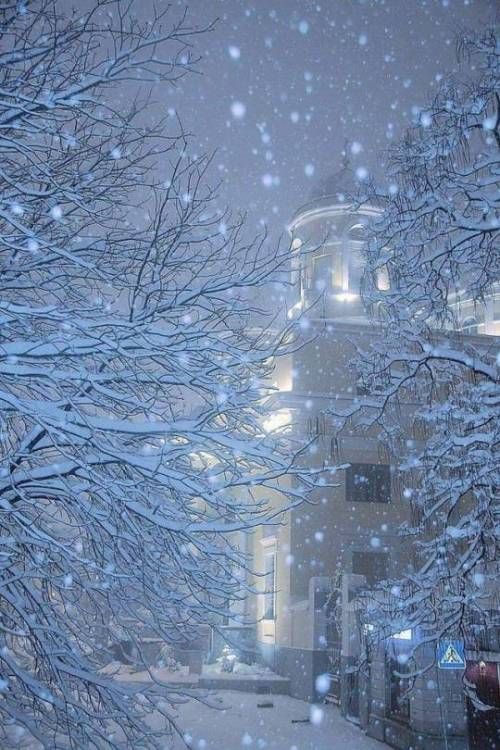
[231,101,246,119]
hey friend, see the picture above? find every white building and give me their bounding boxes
[246,166,499,750]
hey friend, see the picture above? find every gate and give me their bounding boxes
[325,594,341,704]
[465,660,500,750]
[325,643,341,704]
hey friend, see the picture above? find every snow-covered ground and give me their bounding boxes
[96,663,386,748]
[100,661,196,684]
[100,659,285,684]
[203,661,276,677]
[153,690,386,750]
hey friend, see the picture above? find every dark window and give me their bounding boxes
[346,463,391,503]
[356,382,370,396]
[352,551,388,585]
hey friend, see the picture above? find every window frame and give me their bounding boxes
[262,547,277,622]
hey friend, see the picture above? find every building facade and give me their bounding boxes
[245,168,499,749]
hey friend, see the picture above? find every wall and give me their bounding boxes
[364,639,468,750]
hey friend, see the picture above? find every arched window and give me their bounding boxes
[346,223,368,294]
[348,223,367,242]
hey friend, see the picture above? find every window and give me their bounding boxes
[311,253,332,291]
[352,551,388,585]
[331,252,343,289]
[356,381,370,397]
[376,264,390,291]
[348,224,367,242]
[346,463,391,503]
[348,251,363,295]
[262,549,276,621]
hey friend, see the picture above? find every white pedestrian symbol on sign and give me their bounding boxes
[437,640,466,669]
[442,644,464,665]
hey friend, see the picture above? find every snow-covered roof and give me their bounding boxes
[289,160,384,231]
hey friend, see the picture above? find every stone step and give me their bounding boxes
[198,674,290,694]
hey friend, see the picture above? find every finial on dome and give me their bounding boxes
[340,139,351,171]
[309,152,357,203]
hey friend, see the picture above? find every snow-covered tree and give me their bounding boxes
[0,3,315,746]
[353,29,499,658]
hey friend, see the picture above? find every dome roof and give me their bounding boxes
[289,157,385,231]
[309,158,359,203]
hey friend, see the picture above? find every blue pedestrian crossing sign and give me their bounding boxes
[437,640,466,670]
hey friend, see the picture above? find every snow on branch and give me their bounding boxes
[0,3,317,747]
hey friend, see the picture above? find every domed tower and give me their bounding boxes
[252,165,411,710]
[288,162,383,323]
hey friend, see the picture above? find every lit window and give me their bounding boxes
[392,629,412,640]
[311,253,333,290]
[262,549,276,621]
[376,265,390,291]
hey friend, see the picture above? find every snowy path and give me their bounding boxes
[163,690,386,750]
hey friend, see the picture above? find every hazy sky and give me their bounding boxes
[121,0,498,240]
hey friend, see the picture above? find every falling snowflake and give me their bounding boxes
[310,705,324,725]
[315,673,330,694]
[231,101,246,119]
